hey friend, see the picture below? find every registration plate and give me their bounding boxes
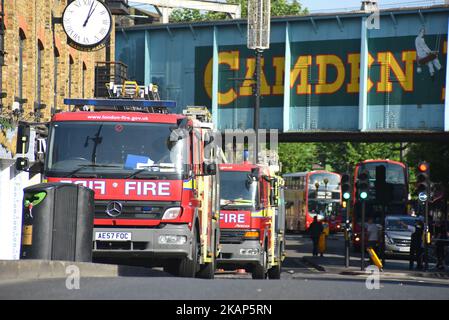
[398,247,409,252]
[95,232,132,241]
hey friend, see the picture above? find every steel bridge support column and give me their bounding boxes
[144,31,151,85]
[212,26,219,128]
[445,17,449,132]
[283,22,291,133]
[358,17,369,132]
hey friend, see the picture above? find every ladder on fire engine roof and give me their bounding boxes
[64,81,176,114]
[183,106,228,164]
[183,106,212,123]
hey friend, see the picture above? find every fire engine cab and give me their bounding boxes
[43,82,220,278]
[217,161,286,279]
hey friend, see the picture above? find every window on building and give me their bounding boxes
[36,40,44,107]
[54,48,59,109]
[18,29,26,101]
[82,62,87,98]
[68,55,74,98]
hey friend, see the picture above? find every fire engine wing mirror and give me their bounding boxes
[203,162,217,175]
[16,123,30,155]
[250,168,258,178]
[246,174,256,186]
[15,157,29,171]
[204,134,214,147]
[172,118,191,132]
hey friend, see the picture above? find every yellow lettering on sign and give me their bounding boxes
[203,50,240,105]
[315,55,345,94]
[346,53,375,93]
[377,51,416,93]
[290,55,312,95]
[272,57,285,95]
[239,57,271,97]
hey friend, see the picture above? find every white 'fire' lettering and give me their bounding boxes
[60,180,106,195]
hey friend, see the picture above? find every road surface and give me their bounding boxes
[1,234,448,300]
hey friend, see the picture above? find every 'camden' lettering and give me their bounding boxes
[202,49,430,105]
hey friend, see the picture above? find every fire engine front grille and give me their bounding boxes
[94,201,179,220]
[220,230,246,244]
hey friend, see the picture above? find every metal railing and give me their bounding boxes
[94,61,128,98]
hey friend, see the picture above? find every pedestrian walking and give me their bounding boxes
[308,216,323,257]
[410,220,424,270]
[365,217,380,256]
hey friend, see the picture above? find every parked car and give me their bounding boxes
[384,215,424,257]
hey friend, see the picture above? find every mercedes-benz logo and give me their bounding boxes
[106,201,123,217]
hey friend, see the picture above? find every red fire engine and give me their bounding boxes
[43,82,220,278]
[217,161,285,279]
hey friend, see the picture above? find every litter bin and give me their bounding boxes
[20,183,94,262]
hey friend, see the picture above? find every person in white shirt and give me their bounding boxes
[415,28,442,77]
[365,217,380,253]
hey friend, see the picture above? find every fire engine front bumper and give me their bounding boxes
[216,241,264,267]
[92,224,193,260]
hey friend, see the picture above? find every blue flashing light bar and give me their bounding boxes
[64,98,176,109]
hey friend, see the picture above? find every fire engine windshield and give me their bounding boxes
[220,171,258,209]
[46,122,187,179]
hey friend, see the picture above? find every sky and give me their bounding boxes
[300,0,443,13]
[128,0,445,15]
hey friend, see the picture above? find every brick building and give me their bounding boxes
[0,0,121,123]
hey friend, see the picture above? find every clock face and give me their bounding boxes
[62,0,112,48]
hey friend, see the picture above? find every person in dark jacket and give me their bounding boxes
[309,216,324,257]
[409,220,424,270]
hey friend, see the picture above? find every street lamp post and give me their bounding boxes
[254,49,262,162]
[247,0,270,164]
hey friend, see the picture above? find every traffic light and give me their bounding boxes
[341,173,351,200]
[356,169,370,200]
[416,161,430,195]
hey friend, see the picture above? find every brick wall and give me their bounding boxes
[0,0,116,122]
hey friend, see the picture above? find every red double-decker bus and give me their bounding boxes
[284,171,342,232]
[351,159,409,250]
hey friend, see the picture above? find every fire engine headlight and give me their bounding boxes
[162,207,182,220]
[158,235,187,245]
[240,248,260,255]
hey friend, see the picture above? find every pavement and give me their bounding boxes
[0,259,164,283]
[291,233,449,283]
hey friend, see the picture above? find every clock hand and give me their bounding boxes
[83,1,96,27]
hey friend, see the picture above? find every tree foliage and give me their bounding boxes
[278,143,316,173]
[170,0,308,23]
[405,142,449,189]
[280,142,402,174]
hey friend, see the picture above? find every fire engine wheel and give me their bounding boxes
[177,230,200,278]
[196,254,215,279]
[268,243,282,280]
[252,250,268,280]
[196,234,216,279]
[267,264,281,279]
